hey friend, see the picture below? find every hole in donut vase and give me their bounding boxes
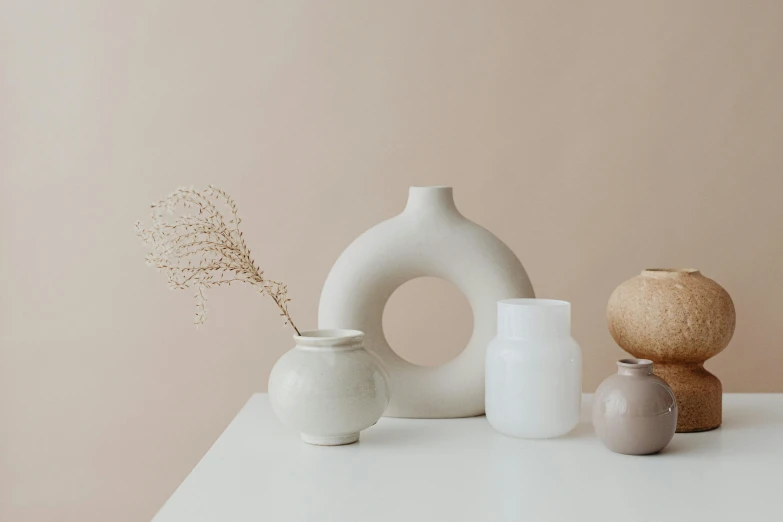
[382,277,474,367]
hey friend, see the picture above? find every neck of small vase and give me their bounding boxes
[617,358,654,376]
[403,186,460,217]
[641,268,701,279]
[294,329,364,351]
[497,299,571,339]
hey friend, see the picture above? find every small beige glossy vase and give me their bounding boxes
[607,269,735,432]
[593,359,677,455]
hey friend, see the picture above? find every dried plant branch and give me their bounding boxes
[135,185,300,334]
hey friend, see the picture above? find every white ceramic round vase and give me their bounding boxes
[318,186,534,419]
[486,299,582,438]
[268,329,390,445]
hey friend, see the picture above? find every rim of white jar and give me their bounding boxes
[498,298,570,307]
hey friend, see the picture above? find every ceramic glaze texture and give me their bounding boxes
[593,359,678,455]
[607,269,735,432]
[485,299,582,438]
[318,187,534,418]
[268,330,390,445]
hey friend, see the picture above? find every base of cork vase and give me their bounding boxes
[677,424,721,433]
[653,362,722,433]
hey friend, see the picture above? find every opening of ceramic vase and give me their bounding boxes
[617,358,654,367]
[617,358,654,376]
[293,329,365,350]
[642,268,702,278]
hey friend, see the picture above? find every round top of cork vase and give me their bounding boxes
[607,269,736,363]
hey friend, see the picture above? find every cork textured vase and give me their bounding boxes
[607,269,735,432]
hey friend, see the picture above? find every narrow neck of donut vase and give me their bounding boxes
[497,299,571,339]
[402,186,461,218]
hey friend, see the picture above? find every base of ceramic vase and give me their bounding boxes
[612,448,663,456]
[301,432,360,446]
[654,362,722,433]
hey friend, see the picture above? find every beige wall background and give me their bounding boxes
[2,1,782,520]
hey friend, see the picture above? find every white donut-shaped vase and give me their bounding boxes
[318,186,534,418]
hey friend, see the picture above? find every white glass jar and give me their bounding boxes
[485,299,582,438]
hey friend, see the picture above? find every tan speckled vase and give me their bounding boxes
[607,269,735,433]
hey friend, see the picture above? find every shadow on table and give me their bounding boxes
[721,405,783,430]
[359,422,449,445]
[559,421,594,440]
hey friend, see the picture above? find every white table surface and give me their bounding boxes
[153,393,783,522]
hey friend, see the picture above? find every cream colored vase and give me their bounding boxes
[318,186,534,418]
[268,329,390,445]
